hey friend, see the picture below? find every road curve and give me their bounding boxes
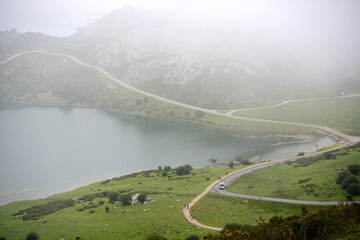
[183,141,359,230]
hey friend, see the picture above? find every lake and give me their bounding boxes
[0,104,335,205]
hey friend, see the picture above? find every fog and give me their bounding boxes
[1,0,359,105]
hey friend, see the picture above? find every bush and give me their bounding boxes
[120,194,132,206]
[297,152,305,156]
[0,237,6,240]
[341,175,359,190]
[162,171,168,177]
[347,183,360,196]
[348,164,360,175]
[108,192,119,203]
[163,166,171,171]
[229,161,234,169]
[175,164,193,175]
[137,193,147,203]
[13,199,75,221]
[185,235,200,240]
[236,157,251,165]
[26,232,39,240]
[336,171,351,184]
[144,231,167,240]
[221,223,241,233]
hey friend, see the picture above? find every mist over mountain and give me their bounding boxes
[1,1,360,109]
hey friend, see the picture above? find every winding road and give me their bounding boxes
[2,50,360,231]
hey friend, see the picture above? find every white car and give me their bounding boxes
[219,182,225,190]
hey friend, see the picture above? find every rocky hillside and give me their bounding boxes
[1,3,360,109]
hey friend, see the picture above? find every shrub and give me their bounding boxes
[163,166,171,171]
[298,178,311,184]
[137,193,147,203]
[120,194,132,206]
[236,157,251,165]
[89,210,95,214]
[185,235,200,240]
[348,164,360,175]
[347,183,360,196]
[144,231,167,240]
[13,199,75,221]
[162,171,168,177]
[336,171,351,184]
[108,192,119,203]
[0,237,6,240]
[175,164,193,175]
[26,232,39,240]
[297,152,305,156]
[221,223,241,233]
[341,175,359,190]
[229,161,234,169]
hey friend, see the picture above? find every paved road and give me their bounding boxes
[226,94,360,115]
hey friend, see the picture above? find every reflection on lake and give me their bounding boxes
[0,104,335,205]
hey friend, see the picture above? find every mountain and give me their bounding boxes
[0,30,63,61]
[1,3,360,109]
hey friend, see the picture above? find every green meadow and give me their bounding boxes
[0,166,240,239]
[234,97,360,135]
[228,144,360,202]
[192,193,326,228]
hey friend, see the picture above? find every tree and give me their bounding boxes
[348,164,360,175]
[336,171,351,184]
[158,166,162,171]
[346,183,360,196]
[26,232,39,240]
[105,206,110,213]
[236,156,251,165]
[108,192,119,203]
[137,193,147,203]
[229,161,234,169]
[120,194,132,205]
[341,175,359,190]
[175,164,193,175]
[208,158,217,167]
[163,166,171,171]
[162,171,168,177]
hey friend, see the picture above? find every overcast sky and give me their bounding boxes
[1,0,359,43]
[0,0,179,37]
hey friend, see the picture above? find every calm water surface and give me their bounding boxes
[0,104,335,205]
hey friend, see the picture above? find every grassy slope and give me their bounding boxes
[234,97,360,135]
[192,193,325,229]
[0,165,331,240]
[0,166,237,239]
[228,145,360,201]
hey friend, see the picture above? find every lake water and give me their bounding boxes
[0,104,335,205]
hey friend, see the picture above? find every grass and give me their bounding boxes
[234,97,360,135]
[0,166,243,240]
[192,193,326,228]
[228,144,360,201]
